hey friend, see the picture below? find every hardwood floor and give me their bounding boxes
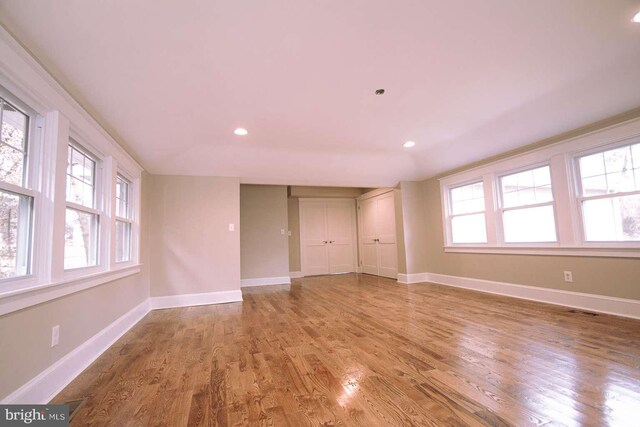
[53,274,640,426]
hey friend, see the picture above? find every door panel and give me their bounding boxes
[377,242,398,279]
[301,202,329,276]
[326,201,355,273]
[361,243,378,275]
[376,192,397,244]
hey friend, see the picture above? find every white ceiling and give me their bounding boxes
[1,1,640,187]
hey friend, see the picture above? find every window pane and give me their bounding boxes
[0,189,32,278]
[66,145,96,208]
[503,205,557,243]
[451,213,487,243]
[116,176,129,218]
[0,143,24,186]
[1,99,28,187]
[583,195,640,242]
[451,182,485,215]
[115,220,131,262]
[64,208,99,269]
[1,100,27,150]
[500,166,553,208]
[579,143,640,195]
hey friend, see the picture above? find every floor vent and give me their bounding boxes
[568,309,598,316]
[65,398,88,421]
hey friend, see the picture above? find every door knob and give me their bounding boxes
[323,241,328,244]
[329,240,334,243]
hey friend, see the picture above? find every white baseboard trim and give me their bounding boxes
[2,288,246,404]
[240,276,291,288]
[1,299,151,404]
[289,271,304,279]
[397,273,429,284]
[150,290,243,309]
[424,272,640,320]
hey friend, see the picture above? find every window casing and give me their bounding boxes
[498,165,557,243]
[115,175,132,263]
[576,142,640,243]
[448,181,487,244]
[0,93,36,280]
[64,142,101,270]
[440,120,640,257]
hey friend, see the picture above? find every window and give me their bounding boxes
[499,165,556,243]
[64,143,100,269]
[449,182,487,243]
[0,95,33,279]
[578,142,640,242]
[115,175,132,263]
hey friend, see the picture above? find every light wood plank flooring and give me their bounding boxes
[53,274,640,426]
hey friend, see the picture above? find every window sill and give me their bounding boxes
[0,264,142,316]
[443,246,640,258]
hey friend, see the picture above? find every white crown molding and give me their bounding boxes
[150,290,243,310]
[289,271,304,279]
[240,276,291,287]
[1,299,150,405]
[422,272,640,319]
[0,25,143,176]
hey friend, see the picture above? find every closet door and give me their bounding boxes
[300,201,329,276]
[326,200,356,273]
[375,192,398,279]
[359,197,379,275]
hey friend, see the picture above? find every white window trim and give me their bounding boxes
[440,116,640,258]
[446,180,488,245]
[113,173,136,266]
[0,87,40,284]
[0,23,144,316]
[63,139,103,275]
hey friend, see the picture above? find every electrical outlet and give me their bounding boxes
[563,271,573,283]
[51,325,60,347]
[280,229,285,235]
[228,223,235,231]
[288,230,292,236]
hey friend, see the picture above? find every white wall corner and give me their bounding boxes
[424,272,640,320]
[397,273,429,284]
[289,271,304,279]
[150,290,243,310]
[1,299,150,404]
[240,276,292,288]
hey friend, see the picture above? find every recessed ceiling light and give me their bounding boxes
[633,11,640,22]
[403,140,416,148]
[234,128,248,136]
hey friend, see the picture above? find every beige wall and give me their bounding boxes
[148,175,241,296]
[288,198,301,272]
[398,182,429,275]
[422,178,640,300]
[240,185,289,279]
[0,173,152,401]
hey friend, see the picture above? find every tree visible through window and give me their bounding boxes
[0,96,32,279]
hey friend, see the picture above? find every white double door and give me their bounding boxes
[358,191,398,279]
[300,199,357,276]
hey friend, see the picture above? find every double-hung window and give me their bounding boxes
[499,165,557,243]
[449,181,487,244]
[115,175,132,263]
[64,143,100,269]
[0,95,34,279]
[577,142,640,242]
